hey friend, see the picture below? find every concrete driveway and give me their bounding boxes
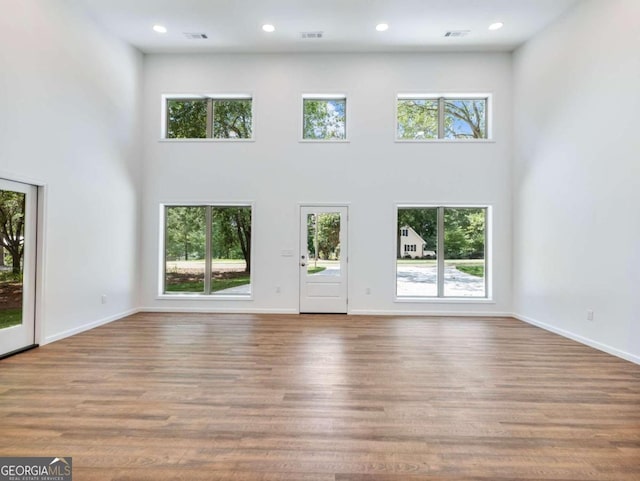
[396,265,485,297]
[215,263,484,297]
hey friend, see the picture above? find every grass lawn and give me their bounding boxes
[307,267,326,274]
[165,280,205,293]
[0,309,22,330]
[212,277,250,292]
[165,276,251,293]
[455,264,484,277]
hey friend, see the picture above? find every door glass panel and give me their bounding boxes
[444,208,486,297]
[211,207,252,295]
[0,190,26,330]
[164,206,206,294]
[306,212,341,277]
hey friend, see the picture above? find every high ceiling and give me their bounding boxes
[76,0,581,54]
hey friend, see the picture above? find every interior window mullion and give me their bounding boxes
[438,97,445,139]
[437,206,445,297]
[204,205,213,294]
[206,98,214,138]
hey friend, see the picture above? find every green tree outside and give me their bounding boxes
[307,213,341,260]
[444,208,485,259]
[303,99,346,140]
[397,208,438,258]
[165,207,206,261]
[0,190,26,329]
[166,99,253,139]
[0,191,26,274]
[397,98,486,139]
[445,99,486,139]
[164,206,252,294]
[211,207,252,272]
[213,100,252,138]
[397,208,485,260]
[166,99,208,138]
[397,99,439,139]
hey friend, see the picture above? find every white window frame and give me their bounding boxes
[395,93,493,142]
[160,94,255,142]
[299,93,350,143]
[394,204,492,302]
[158,202,255,300]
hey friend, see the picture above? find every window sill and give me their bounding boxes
[395,297,494,304]
[159,138,255,143]
[157,294,253,301]
[299,139,350,143]
[395,139,495,144]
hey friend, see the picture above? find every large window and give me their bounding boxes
[397,95,488,140]
[396,206,488,298]
[165,96,253,139]
[163,205,252,296]
[302,95,347,140]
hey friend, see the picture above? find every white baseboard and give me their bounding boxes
[143,307,511,317]
[349,309,513,317]
[513,313,640,365]
[42,307,140,345]
[139,307,299,315]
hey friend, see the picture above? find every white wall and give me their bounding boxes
[0,0,143,342]
[513,0,640,362]
[141,52,512,315]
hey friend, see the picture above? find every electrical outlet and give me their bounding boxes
[275,286,281,294]
[365,287,371,295]
[586,309,594,321]
[101,295,108,304]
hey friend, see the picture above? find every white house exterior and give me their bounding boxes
[399,225,436,259]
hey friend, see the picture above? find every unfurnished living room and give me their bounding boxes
[0,0,639,479]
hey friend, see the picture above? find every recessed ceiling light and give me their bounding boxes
[488,22,504,31]
[153,25,167,34]
[376,23,389,32]
[262,24,275,33]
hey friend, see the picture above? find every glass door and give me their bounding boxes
[0,179,37,357]
[299,206,348,313]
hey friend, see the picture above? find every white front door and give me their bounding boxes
[0,179,37,357]
[299,206,348,313]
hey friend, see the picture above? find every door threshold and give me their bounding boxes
[0,344,39,361]
[300,312,348,315]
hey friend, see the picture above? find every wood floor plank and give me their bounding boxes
[0,313,639,480]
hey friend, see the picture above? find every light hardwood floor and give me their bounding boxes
[0,313,639,480]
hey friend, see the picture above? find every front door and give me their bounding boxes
[299,206,348,313]
[0,179,37,357]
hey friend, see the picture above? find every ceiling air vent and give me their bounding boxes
[301,31,324,39]
[444,30,470,38]
[183,32,208,40]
